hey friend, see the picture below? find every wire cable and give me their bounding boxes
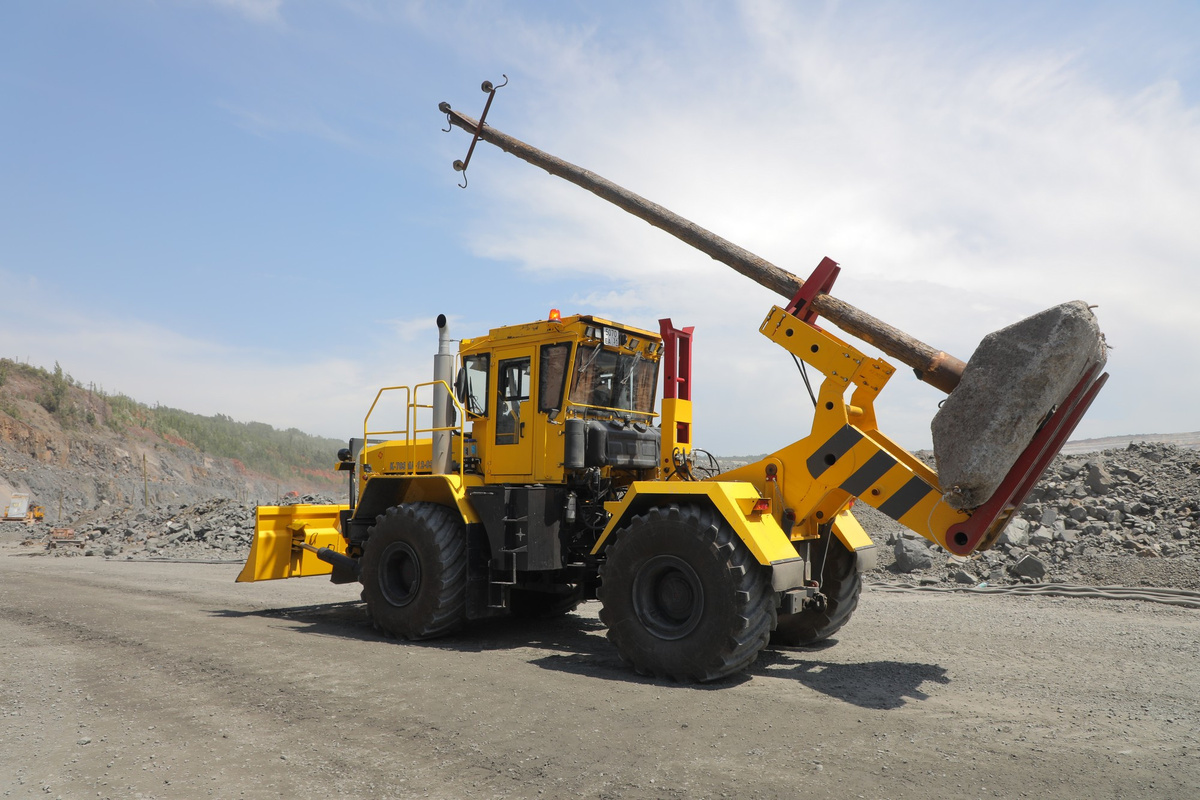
[868,581,1200,610]
[791,354,818,407]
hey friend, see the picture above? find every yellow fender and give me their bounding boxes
[830,505,879,572]
[592,481,813,591]
[236,504,349,582]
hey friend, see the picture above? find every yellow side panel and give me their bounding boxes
[363,439,437,474]
[593,481,798,566]
[236,504,349,583]
[660,397,693,477]
[831,506,874,550]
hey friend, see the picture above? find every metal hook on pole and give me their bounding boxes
[439,74,508,189]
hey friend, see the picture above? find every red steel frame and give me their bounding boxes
[782,257,1109,557]
[944,364,1109,555]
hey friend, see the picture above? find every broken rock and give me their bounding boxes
[931,301,1107,510]
[894,538,934,572]
[1011,554,1048,581]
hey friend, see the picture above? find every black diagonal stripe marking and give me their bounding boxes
[839,450,896,496]
[806,425,864,479]
[878,476,935,521]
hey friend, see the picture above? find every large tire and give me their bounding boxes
[771,529,861,646]
[597,504,776,682]
[360,503,466,641]
[509,585,585,619]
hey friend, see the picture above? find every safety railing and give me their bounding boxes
[363,381,466,490]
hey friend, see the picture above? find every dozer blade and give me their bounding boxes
[236,504,349,583]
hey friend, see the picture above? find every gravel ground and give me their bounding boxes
[2,545,1198,799]
[4,442,1198,797]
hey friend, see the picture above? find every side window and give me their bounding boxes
[495,357,531,445]
[538,343,572,414]
[458,354,490,417]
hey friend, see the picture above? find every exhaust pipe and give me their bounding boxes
[433,314,453,475]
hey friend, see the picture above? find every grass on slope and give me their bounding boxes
[0,358,344,482]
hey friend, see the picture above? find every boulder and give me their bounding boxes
[932,301,1107,510]
[997,518,1030,547]
[951,568,978,585]
[894,538,934,572]
[1011,554,1048,581]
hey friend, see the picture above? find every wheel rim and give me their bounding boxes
[379,541,421,607]
[632,555,704,640]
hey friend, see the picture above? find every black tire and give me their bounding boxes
[597,504,776,682]
[771,529,861,646]
[360,502,466,640]
[509,585,585,618]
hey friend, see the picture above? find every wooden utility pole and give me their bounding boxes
[439,104,966,394]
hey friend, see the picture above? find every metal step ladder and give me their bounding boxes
[486,493,527,607]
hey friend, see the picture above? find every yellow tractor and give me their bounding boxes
[237,92,1107,682]
[240,294,1102,682]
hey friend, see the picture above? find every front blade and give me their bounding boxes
[236,504,349,582]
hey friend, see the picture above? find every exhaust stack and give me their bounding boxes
[432,314,453,475]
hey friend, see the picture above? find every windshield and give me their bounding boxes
[569,344,658,416]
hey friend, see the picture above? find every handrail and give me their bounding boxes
[564,400,659,420]
[364,385,411,444]
[361,381,466,491]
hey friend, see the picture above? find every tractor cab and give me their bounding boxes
[456,312,663,486]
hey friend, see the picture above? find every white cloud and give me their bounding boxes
[0,286,440,444]
[422,2,1200,454]
[208,0,284,26]
[10,2,1198,459]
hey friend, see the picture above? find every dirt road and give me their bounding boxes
[2,543,1197,799]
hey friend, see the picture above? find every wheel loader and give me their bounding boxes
[236,87,1108,682]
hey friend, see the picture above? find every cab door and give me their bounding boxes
[489,349,534,478]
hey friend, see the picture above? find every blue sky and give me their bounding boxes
[2,1,1198,455]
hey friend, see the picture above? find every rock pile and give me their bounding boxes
[868,442,1200,589]
[46,498,258,560]
[18,442,1200,590]
[36,493,344,561]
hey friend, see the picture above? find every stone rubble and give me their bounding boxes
[864,441,1199,589]
[24,493,339,561]
[15,442,1200,590]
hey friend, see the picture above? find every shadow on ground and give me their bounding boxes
[209,601,947,701]
[208,600,618,662]
[755,646,951,708]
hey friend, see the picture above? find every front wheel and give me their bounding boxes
[360,503,467,640]
[598,504,776,682]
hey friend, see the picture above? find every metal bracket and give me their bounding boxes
[440,75,508,188]
[784,256,841,327]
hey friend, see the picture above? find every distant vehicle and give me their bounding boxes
[2,493,44,523]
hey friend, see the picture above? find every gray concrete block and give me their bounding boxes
[932,301,1107,510]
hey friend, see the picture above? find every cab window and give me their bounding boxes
[538,343,572,414]
[570,344,657,414]
[458,354,490,417]
[495,357,531,445]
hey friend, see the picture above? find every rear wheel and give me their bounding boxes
[360,503,466,640]
[598,504,776,682]
[771,528,861,646]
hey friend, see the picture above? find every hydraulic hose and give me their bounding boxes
[869,581,1200,610]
